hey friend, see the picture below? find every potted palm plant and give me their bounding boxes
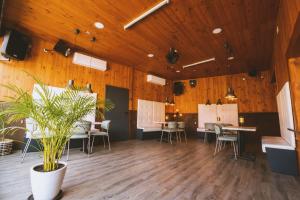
[0,103,14,156]
[0,78,112,200]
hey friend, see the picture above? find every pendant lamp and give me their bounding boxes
[216,98,222,105]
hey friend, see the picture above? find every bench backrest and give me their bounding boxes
[137,99,165,129]
[277,82,295,148]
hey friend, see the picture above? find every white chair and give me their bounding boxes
[177,122,187,144]
[66,121,91,161]
[88,120,111,152]
[160,121,178,144]
[22,119,45,163]
[214,124,238,160]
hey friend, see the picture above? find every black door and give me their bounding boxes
[105,85,129,141]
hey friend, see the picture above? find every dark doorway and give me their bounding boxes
[105,85,129,141]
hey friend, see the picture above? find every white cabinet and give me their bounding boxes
[198,104,238,128]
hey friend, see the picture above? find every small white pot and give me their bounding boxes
[30,162,67,200]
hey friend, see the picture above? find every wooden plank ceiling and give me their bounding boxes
[4,0,279,80]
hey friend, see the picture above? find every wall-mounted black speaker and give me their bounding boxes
[189,80,197,88]
[173,82,184,96]
[0,29,31,60]
[54,40,71,57]
[248,70,258,77]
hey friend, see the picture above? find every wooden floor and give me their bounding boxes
[1,139,300,200]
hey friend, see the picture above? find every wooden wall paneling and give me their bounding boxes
[174,71,277,113]
[0,38,172,111]
[0,36,175,143]
[287,14,300,58]
[288,58,300,171]
[272,0,300,93]
[132,70,171,110]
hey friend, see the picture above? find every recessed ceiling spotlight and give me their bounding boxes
[176,70,180,73]
[242,77,246,81]
[193,69,197,72]
[228,56,234,60]
[94,22,104,29]
[212,28,222,34]
[147,53,154,58]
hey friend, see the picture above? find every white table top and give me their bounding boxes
[222,126,257,132]
[154,121,168,124]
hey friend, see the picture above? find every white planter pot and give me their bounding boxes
[30,162,67,200]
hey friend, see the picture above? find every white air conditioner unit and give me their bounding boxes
[147,75,166,86]
[72,52,107,71]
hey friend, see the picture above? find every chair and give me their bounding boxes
[177,122,187,144]
[66,121,91,161]
[220,123,237,136]
[160,121,178,144]
[21,119,45,163]
[88,120,111,152]
[214,124,238,160]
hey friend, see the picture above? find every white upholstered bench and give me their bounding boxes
[262,82,298,176]
[261,136,295,152]
[261,136,298,176]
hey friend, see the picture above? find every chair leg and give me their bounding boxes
[87,135,90,157]
[82,138,85,153]
[67,140,70,161]
[91,136,95,153]
[21,138,31,163]
[169,133,173,144]
[178,131,182,143]
[217,140,222,153]
[233,141,237,160]
[184,131,187,144]
[103,135,106,149]
[214,139,219,156]
[176,132,179,143]
[160,132,164,143]
[107,135,111,151]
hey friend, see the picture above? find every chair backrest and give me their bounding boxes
[205,123,215,131]
[101,120,111,131]
[167,121,177,129]
[177,122,185,129]
[214,124,222,135]
[72,121,91,135]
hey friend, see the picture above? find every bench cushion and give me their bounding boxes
[262,136,295,153]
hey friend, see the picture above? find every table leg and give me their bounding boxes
[233,131,256,161]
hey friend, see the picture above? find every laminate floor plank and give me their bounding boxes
[0,139,300,200]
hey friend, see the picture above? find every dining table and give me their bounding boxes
[222,126,257,161]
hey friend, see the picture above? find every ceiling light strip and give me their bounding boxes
[124,0,170,30]
[182,57,216,68]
